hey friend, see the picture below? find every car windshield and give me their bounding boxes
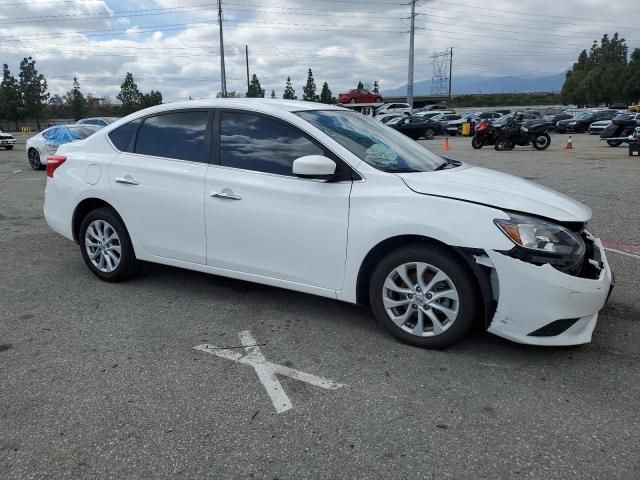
[387,117,404,125]
[296,110,447,173]
[430,113,445,121]
[575,112,592,120]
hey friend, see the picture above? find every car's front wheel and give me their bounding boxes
[424,127,436,139]
[369,245,478,348]
[28,148,43,170]
[79,207,140,282]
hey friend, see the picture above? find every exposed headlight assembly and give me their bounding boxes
[494,213,586,272]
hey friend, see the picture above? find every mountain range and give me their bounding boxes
[382,73,566,96]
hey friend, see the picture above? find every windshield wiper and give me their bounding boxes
[433,159,461,171]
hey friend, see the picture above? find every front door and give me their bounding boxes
[204,110,352,290]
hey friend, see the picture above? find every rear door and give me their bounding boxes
[108,109,212,264]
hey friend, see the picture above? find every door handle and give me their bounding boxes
[209,190,241,200]
[115,176,140,185]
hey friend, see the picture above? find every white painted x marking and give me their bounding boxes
[194,331,345,413]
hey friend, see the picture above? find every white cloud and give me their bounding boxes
[0,0,638,102]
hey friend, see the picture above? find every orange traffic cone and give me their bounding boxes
[565,136,573,149]
[444,137,450,151]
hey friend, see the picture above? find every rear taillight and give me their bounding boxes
[46,155,66,178]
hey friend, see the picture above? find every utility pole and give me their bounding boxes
[406,0,416,110]
[245,45,250,94]
[448,47,453,99]
[217,0,227,97]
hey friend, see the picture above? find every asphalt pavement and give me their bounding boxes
[1,133,639,479]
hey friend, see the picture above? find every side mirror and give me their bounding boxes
[292,155,336,180]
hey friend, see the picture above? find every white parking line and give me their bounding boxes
[605,248,640,260]
[194,330,345,414]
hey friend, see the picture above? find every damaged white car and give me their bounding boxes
[43,100,613,348]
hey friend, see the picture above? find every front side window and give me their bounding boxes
[297,110,447,173]
[219,111,323,176]
[135,111,208,162]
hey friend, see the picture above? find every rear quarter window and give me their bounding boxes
[108,119,142,152]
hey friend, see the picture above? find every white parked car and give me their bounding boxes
[375,102,412,117]
[0,130,16,149]
[26,124,100,170]
[588,119,613,135]
[43,99,613,348]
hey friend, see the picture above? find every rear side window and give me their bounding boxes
[219,111,323,176]
[135,111,209,162]
[108,119,142,152]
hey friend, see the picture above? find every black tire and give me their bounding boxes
[607,140,623,147]
[375,97,383,103]
[576,124,586,134]
[349,98,357,104]
[5,145,13,150]
[424,127,436,140]
[28,148,44,170]
[369,244,479,349]
[471,136,484,149]
[495,138,514,151]
[79,207,140,282]
[532,133,551,150]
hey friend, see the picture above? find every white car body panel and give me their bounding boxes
[43,99,613,347]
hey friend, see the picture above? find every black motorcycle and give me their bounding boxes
[494,119,551,151]
[599,116,639,147]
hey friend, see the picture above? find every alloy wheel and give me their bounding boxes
[85,219,122,273]
[382,262,460,337]
[28,149,41,169]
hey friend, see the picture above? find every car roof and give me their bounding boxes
[128,99,346,116]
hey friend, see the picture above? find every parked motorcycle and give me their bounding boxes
[471,120,499,149]
[599,116,640,147]
[494,118,551,151]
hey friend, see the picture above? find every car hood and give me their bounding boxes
[398,165,592,222]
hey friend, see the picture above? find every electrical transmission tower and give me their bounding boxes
[431,49,451,97]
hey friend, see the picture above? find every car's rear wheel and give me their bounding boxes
[375,97,383,103]
[349,98,357,104]
[369,244,478,348]
[5,145,13,150]
[28,148,43,170]
[424,127,436,140]
[79,207,140,282]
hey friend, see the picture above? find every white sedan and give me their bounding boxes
[43,99,613,348]
[26,124,100,170]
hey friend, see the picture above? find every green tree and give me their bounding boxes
[372,80,379,94]
[561,33,628,106]
[117,72,142,114]
[141,90,163,108]
[283,76,296,100]
[319,82,333,104]
[18,57,49,129]
[63,77,86,121]
[302,68,318,101]
[357,80,364,89]
[270,89,276,99]
[246,74,265,98]
[624,48,640,103]
[0,64,21,130]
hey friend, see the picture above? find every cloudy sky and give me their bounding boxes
[0,0,638,102]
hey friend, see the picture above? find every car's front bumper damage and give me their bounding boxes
[479,236,613,346]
